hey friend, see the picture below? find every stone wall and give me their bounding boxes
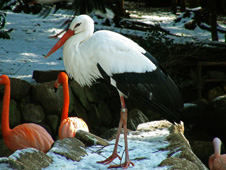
[0,71,124,141]
[1,70,226,167]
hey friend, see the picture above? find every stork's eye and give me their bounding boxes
[74,23,81,29]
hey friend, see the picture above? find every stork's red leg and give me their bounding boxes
[97,96,134,169]
[97,109,123,164]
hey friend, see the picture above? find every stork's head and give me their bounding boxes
[69,15,94,35]
[45,15,94,59]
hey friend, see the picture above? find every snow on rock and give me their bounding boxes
[0,120,208,170]
[47,138,87,162]
[0,148,52,170]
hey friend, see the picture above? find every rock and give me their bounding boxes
[124,120,203,169]
[84,86,99,104]
[142,109,164,122]
[93,83,120,128]
[0,120,208,169]
[207,86,224,100]
[0,139,13,158]
[189,0,200,7]
[99,127,133,141]
[0,157,26,170]
[9,78,31,100]
[0,78,25,99]
[32,70,64,83]
[203,95,226,145]
[160,157,199,170]
[32,81,62,115]
[92,83,117,100]
[100,128,121,141]
[185,20,196,30]
[99,120,207,170]
[156,121,208,170]
[19,92,32,109]
[127,109,149,130]
[0,99,21,128]
[75,130,109,146]
[134,120,207,169]
[70,81,119,131]
[8,99,21,127]
[56,83,75,116]
[182,100,208,124]
[48,138,86,161]
[97,100,112,127]
[22,103,45,123]
[32,81,75,116]
[0,72,217,168]
[1,148,53,170]
[46,115,59,136]
[207,71,225,79]
[86,104,102,130]
[136,120,172,132]
[70,81,90,110]
[73,97,89,124]
[39,123,53,137]
[190,140,213,166]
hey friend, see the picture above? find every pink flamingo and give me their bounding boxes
[209,137,226,170]
[0,75,54,153]
[55,72,89,139]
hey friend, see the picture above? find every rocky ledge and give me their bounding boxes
[1,70,226,168]
[0,121,208,170]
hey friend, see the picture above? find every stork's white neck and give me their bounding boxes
[63,32,102,87]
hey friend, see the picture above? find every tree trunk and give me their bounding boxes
[171,0,177,14]
[180,0,186,12]
[210,0,218,41]
[119,0,124,10]
[189,0,200,8]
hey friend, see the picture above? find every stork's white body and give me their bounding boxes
[63,28,156,87]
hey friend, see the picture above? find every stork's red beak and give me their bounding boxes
[45,29,75,59]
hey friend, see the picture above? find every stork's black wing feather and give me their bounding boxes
[113,71,183,123]
[97,52,183,123]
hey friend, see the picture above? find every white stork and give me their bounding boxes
[45,15,183,169]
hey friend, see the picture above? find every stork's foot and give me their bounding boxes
[97,153,121,165]
[108,160,135,169]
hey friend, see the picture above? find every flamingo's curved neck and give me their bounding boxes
[61,77,69,122]
[1,79,11,138]
[213,138,222,156]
